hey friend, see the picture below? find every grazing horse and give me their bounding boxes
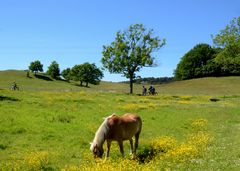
[90,113,142,159]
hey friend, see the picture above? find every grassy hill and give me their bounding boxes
[1,70,240,95]
[0,70,88,92]
[0,70,240,170]
[159,76,240,95]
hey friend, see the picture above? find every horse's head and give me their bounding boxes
[90,142,104,158]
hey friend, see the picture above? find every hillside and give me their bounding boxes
[0,70,240,170]
[0,70,240,95]
[159,77,240,96]
[0,70,99,92]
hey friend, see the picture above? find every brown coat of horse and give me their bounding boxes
[90,113,142,159]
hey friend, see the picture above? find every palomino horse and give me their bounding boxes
[90,113,142,159]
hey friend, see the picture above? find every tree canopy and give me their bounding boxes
[212,16,240,48]
[47,61,60,79]
[29,60,43,74]
[175,16,240,80]
[70,63,103,87]
[61,68,71,81]
[101,24,166,93]
[212,16,240,76]
[174,44,218,80]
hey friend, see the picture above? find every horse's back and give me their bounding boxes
[122,113,141,121]
[122,113,142,130]
[108,113,141,128]
[107,113,142,140]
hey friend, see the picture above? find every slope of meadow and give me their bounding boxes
[0,70,240,170]
[1,70,240,95]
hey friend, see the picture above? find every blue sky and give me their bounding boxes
[0,0,239,81]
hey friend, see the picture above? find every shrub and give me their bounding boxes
[186,131,212,153]
[137,145,154,163]
[0,144,8,150]
[24,151,50,170]
[167,143,198,162]
[150,136,178,154]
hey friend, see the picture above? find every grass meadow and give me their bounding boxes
[0,71,240,170]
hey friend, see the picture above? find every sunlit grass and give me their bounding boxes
[0,76,240,170]
[1,120,214,170]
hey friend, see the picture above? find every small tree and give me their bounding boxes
[61,68,71,81]
[71,64,84,86]
[29,60,43,75]
[47,61,60,79]
[81,63,103,87]
[71,63,103,87]
[102,24,166,94]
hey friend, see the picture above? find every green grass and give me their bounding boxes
[0,70,240,170]
[1,70,240,95]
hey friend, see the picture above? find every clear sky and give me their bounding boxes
[0,0,239,81]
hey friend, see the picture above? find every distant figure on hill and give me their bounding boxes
[142,86,147,96]
[148,85,155,95]
[11,82,19,90]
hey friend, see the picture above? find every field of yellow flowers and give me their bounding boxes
[0,88,240,170]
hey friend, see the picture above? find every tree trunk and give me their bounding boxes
[86,82,88,87]
[129,76,133,94]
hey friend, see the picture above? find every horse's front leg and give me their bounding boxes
[118,140,124,158]
[129,139,133,155]
[106,139,111,159]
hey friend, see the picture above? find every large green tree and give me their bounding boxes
[212,16,240,75]
[101,24,166,94]
[29,60,43,75]
[47,61,60,79]
[174,44,218,80]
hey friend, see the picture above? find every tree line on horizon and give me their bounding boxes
[174,16,240,80]
[27,16,239,93]
[121,77,174,84]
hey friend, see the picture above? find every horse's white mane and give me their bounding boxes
[90,114,115,151]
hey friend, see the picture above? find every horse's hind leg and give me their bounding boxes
[118,140,124,158]
[135,132,140,149]
[133,132,140,159]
